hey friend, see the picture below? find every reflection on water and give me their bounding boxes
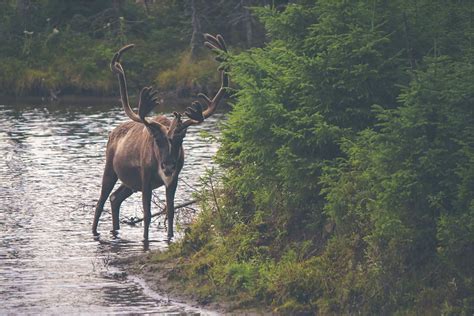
[0,100,223,314]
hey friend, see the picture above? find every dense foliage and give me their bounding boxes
[0,0,278,96]
[0,1,175,95]
[161,0,474,314]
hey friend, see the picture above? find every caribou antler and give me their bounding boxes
[138,86,160,122]
[111,44,160,125]
[179,33,229,130]
[185,101,204,122]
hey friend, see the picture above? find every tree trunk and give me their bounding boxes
[189,0,201,60]
[242,0,253,47]
[112,0,125,11]
[16,0,29,29]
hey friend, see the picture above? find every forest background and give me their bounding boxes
[0,0,276,97]
[1,0,473,314]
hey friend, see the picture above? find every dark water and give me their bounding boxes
[0,100,222,314]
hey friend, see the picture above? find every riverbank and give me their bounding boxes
[113,251,274,315]
[0,94,225,112]
[0,95,118,106]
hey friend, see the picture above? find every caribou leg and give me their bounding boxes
[165,180,178,240]
[110,184,134,233]
[93,160,118,236]
[141,176,153,241]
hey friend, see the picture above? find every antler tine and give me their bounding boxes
[138,86,160,123]
[203,33,227,52]
[167,111,184,137]
[172,102,201,132]
[198,93,212,106]
[185,101,204,122]
[110,44,134,73]
[216,35,227,51]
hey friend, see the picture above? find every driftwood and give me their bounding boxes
[121,199,198,225]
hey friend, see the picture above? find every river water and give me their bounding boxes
[0,99,223,314]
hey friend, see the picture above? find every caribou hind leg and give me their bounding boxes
[92,159,118,236]
[110,184,134,233]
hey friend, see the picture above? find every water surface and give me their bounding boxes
[0,99,223,314]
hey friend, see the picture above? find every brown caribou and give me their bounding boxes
[92,34,228,240]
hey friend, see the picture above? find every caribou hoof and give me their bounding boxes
[92,231,101,241]
[142,240,150,251]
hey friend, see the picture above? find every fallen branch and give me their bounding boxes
[121,199,198,225]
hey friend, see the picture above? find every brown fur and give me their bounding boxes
[92,34,228,242]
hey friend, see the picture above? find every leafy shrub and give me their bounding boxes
[165,1,474,314]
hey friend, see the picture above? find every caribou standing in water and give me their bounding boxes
[92,34,228,241]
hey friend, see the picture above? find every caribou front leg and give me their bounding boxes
[166,180,178,240]
[141,173,153,241]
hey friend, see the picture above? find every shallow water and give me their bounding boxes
[0,100,223,314]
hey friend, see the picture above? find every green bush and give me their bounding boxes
[165,1,474,313]
[322,55,474,313]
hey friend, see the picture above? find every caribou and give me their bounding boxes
[92,34,228,241]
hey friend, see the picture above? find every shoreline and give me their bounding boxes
[0,95,119,105]
[0,94,191,105]
[112,251,274,315]
[112,252,229,314]
[0,94,231,113]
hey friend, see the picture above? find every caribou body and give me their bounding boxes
[92,34,228,240]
